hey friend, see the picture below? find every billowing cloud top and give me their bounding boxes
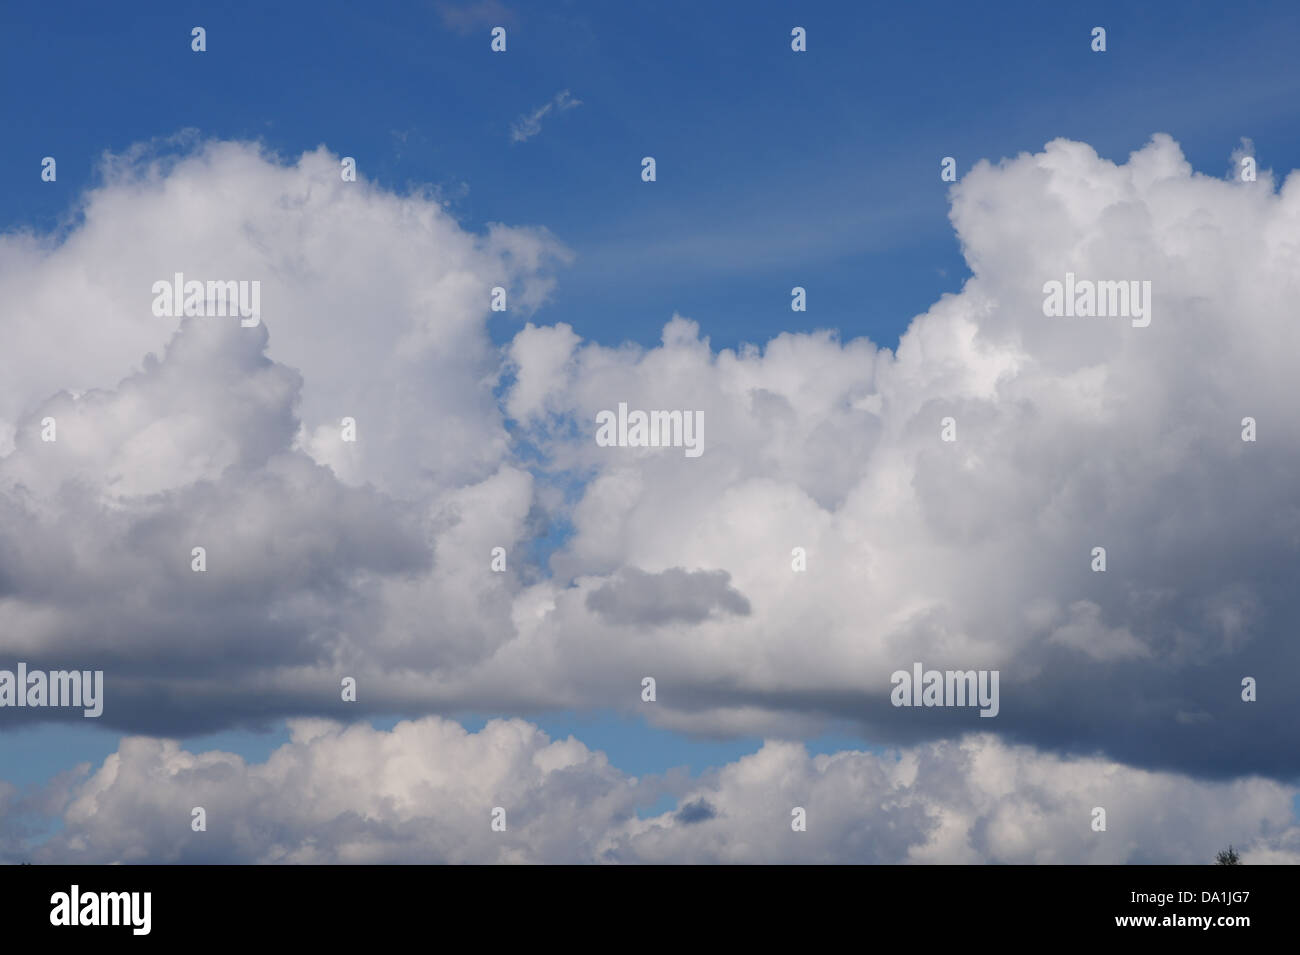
[9,718,1297,864]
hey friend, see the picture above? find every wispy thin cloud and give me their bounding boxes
[510,90,581,144]
[435,0,514,35]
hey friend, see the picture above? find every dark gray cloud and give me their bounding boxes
[586,567,751,626]
[674,798,716,824]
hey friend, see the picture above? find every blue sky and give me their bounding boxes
[3,0,1300,831]
[7,0,1300,357]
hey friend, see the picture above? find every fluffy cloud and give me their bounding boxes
[0,138,562,732]
[0,136,568,497]
[6,718,1296,864]
[1,133,1298,792]
[497,134,1300,778]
